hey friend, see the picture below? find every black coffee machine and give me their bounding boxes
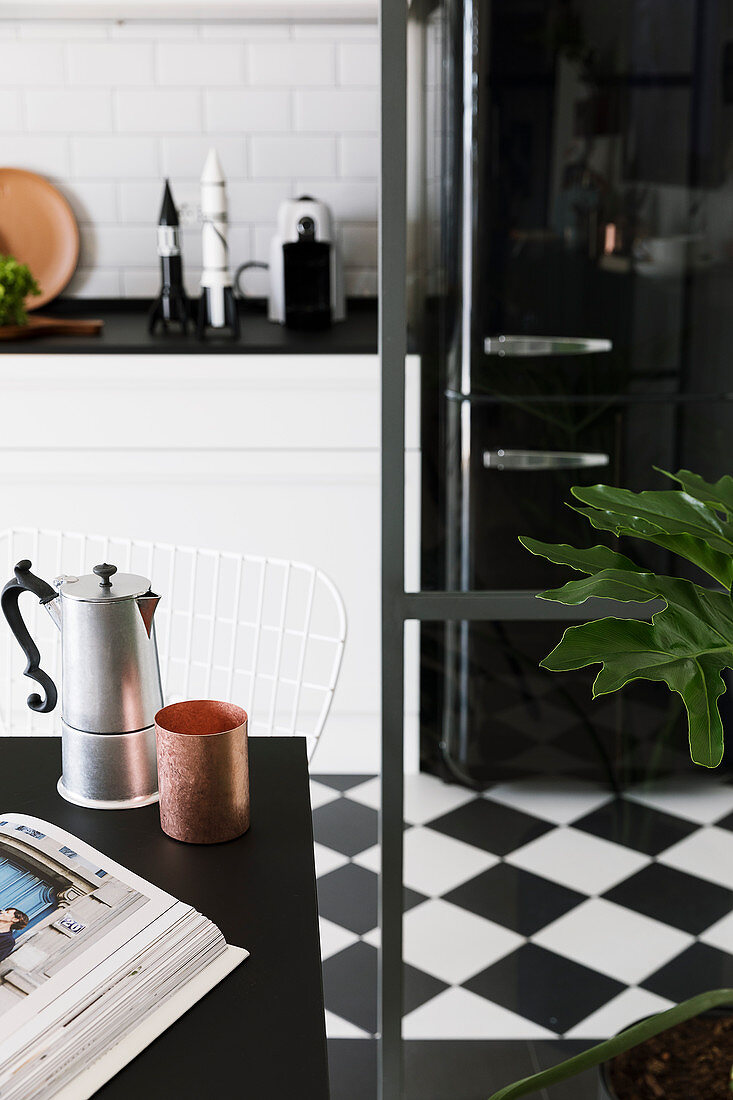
[268,196,346,329]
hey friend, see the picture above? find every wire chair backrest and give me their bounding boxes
[0,529,346,762]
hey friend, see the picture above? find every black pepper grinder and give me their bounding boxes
[148,179,191,335]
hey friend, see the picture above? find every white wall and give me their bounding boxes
[0,18,379,299]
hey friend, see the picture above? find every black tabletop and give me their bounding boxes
[0,736,329,1099]
[0,298,377,356]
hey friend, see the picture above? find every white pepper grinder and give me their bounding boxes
[197,147,239,339]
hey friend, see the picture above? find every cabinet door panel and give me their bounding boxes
[0,355,380,452]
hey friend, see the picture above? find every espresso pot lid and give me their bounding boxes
[57,563,152,602]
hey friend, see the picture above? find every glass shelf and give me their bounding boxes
[445,389,733,405]
[483,336,613,357]
[483,448,610,471]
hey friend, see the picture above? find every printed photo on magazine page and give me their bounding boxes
[0,818,149,1015]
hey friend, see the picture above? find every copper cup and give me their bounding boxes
[155,700,249,844]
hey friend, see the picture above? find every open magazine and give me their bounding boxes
[0,813,247,1100]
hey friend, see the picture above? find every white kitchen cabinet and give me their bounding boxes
[0,353,420,774]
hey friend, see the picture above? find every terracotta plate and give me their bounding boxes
[0,168,79,310]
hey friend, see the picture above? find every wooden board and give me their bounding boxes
[0,316,103,340]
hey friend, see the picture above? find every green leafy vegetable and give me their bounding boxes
[519,469,733,768]
[0,255,40,326]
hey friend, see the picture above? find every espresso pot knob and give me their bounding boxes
[93,563,118,589]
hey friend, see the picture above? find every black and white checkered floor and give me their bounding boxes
[311,770,733,1049]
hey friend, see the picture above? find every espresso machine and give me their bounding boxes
[1,560,163,809]
[268,196,345,329]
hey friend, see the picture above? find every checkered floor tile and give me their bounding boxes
[312,772,733,1041]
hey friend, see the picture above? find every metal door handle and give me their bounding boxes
[483,336,612,357]
[483,449,610,471]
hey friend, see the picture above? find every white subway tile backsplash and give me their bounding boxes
[156,42,244,86]
[339,135,378,177]
[2,135,69,175]
[161,135,247,179]
[117,88,203,133]
[63,181,118,224]
[110,22,199,39]
[294,88,378,132]
[292,23,378,39]
[344,268,378,296]
[228,180,292,223]
[251,135,336,178]
[0,42,64,85]
[204,88,290,133]
[20,21,107,38]
[295,180,377,220]
[228,226,253,270]
[64,267,121,299]
[80,225,155,267]
[338,42,379,85]
[118,180,165,224]
[179,227,204,267]
[253,224,277,260]
[0,91,22,132]
[67,42,155,86]
[183,269,205,298]
[248,42,336,86]
[0,19,377,299]
[340,223,377,267]
[121,268,164,297]
[202,25,291,40]
[25,88,113,133]
[71,136,159,178]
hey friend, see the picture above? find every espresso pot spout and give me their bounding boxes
[136,592,161,638]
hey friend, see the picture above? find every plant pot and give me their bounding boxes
[598,1009,733,1100]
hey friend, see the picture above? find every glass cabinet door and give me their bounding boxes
[410,0,733,783]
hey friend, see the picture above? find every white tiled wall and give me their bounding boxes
[0,19,379,299]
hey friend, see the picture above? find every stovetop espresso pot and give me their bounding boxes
[1,559,163,810]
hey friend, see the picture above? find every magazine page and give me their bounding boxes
[52,945,246,1100]
[0,813,180,1050]
[0,904,235,1098]
[0,904,201,1086]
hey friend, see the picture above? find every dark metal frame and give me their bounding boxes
[378,4,651,1095]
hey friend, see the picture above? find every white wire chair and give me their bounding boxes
[0,529,346,764]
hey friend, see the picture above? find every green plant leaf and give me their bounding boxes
[518,537,640,576]
[571,484,733,556]
[539,567,661,606]
[571,503,733,588]
[537,569,733,767]
[541,600,732,767]
[659,467,733,518]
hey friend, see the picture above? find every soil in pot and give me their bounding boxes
[607,1014,733,1099]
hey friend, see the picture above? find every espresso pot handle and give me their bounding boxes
[1,560,58,714]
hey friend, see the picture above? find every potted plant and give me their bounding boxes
[487,468,733,1098]
[487,989,733,1099]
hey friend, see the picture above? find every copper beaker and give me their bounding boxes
[155,700,249,844]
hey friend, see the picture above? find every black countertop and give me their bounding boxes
[0,298,377,355]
